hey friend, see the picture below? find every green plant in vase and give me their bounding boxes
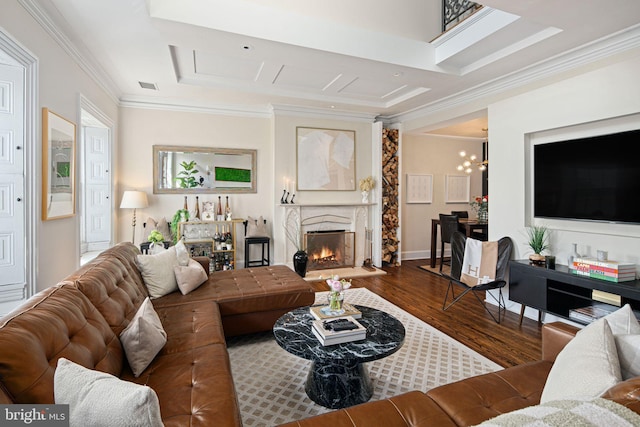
[171,209,189,243]
[175,160,200,188]
[525,225,549,265]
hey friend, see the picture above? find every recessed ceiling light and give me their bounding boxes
[242,44,253,51]
[329,105,336,109]
[138,81,158,90]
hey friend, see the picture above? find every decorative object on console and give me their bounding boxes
[568,243,580,269]
[120,190,149,245]
[525,225,549,265]
[359,176,375,203]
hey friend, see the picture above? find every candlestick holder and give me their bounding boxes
[290,194,296,204]
[280,189,287,204]
[284,191,290,203]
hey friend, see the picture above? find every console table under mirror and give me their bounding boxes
[153,145,257,194]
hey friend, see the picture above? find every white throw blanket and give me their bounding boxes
[460,238,498,287]
[475,398,640,426]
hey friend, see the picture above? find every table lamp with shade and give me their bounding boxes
[120,190,148,244]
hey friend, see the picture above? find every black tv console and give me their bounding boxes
[509,260,640,324]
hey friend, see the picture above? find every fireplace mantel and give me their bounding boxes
[282,203,373,270]
[279,203,375,208]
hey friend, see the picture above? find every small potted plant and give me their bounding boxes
[526,225,549,265]
[147,230,165,254]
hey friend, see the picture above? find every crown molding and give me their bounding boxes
[119,96,272,118]
[391,23,640,124]
[270,104,377,122]
[18,0,121,104]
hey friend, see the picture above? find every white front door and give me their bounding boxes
[0,61,27,314]
[83,126,111,250]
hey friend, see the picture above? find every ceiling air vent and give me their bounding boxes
[138,81,158,90]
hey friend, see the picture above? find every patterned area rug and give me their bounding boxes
[226,288,502,426]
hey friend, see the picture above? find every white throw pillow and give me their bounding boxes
[541,319,621,403]
[54,358,164,427]
[137,246,179,298]
[595,304,640,380]
[597,304,640,335]
[174,239,190,267]
[120,297,167,377]
[174,259,208,295]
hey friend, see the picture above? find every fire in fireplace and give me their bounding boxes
[305,230,355,271]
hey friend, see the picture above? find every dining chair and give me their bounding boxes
[438,214,460,272]
[451,211,470,235]
[442,231,513,323]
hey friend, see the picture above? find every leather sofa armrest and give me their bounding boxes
[193,256,210,273]
[602,377,640,415]
[542,321,579,362]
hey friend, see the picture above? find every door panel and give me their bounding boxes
[83,126,111,246]
[0,62,25,309]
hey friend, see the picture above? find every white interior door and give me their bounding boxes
[0,62,27,313]
[83,126,111,250]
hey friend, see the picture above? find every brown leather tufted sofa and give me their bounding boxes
[0,242,314,427]
[280,322,640,426]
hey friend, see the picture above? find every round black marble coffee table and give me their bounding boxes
[273,305,405,409]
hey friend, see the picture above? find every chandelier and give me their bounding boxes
[456,151,487,174]
[456,128,488,174]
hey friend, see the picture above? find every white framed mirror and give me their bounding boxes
[153,145,257,194]
[42,108,76,220]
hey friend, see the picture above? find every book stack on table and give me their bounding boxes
[310,303,362,321]
[311,316,367,346]
[572,258,637,283]
[569,304,617,324]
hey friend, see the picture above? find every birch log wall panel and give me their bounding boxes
[382,128,400,265]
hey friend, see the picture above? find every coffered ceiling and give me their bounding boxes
[27,0,640,124]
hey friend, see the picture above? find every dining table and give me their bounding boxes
[429,218,488,268]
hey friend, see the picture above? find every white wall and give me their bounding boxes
[401,134,483,260]
[489,54,640,315]
[2,1,118,291]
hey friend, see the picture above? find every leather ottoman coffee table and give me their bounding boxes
[273,305,405,409]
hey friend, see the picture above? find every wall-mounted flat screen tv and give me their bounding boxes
[534,128,640,224]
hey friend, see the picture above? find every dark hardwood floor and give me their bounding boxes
[307,259,542,368]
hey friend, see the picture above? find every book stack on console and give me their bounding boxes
[311,316,366,346]
[310,303,362,321]
[569,303,617,324]
[572,258,637,283]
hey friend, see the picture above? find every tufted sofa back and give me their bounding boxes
[0,284,123,403]
[65,242,148,336]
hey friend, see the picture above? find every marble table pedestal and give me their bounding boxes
[274,305,405,410]
[305,360,373,409]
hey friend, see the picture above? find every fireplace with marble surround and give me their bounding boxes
[305,230,355,271]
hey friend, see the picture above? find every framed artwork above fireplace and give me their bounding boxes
[296,127,355,191]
